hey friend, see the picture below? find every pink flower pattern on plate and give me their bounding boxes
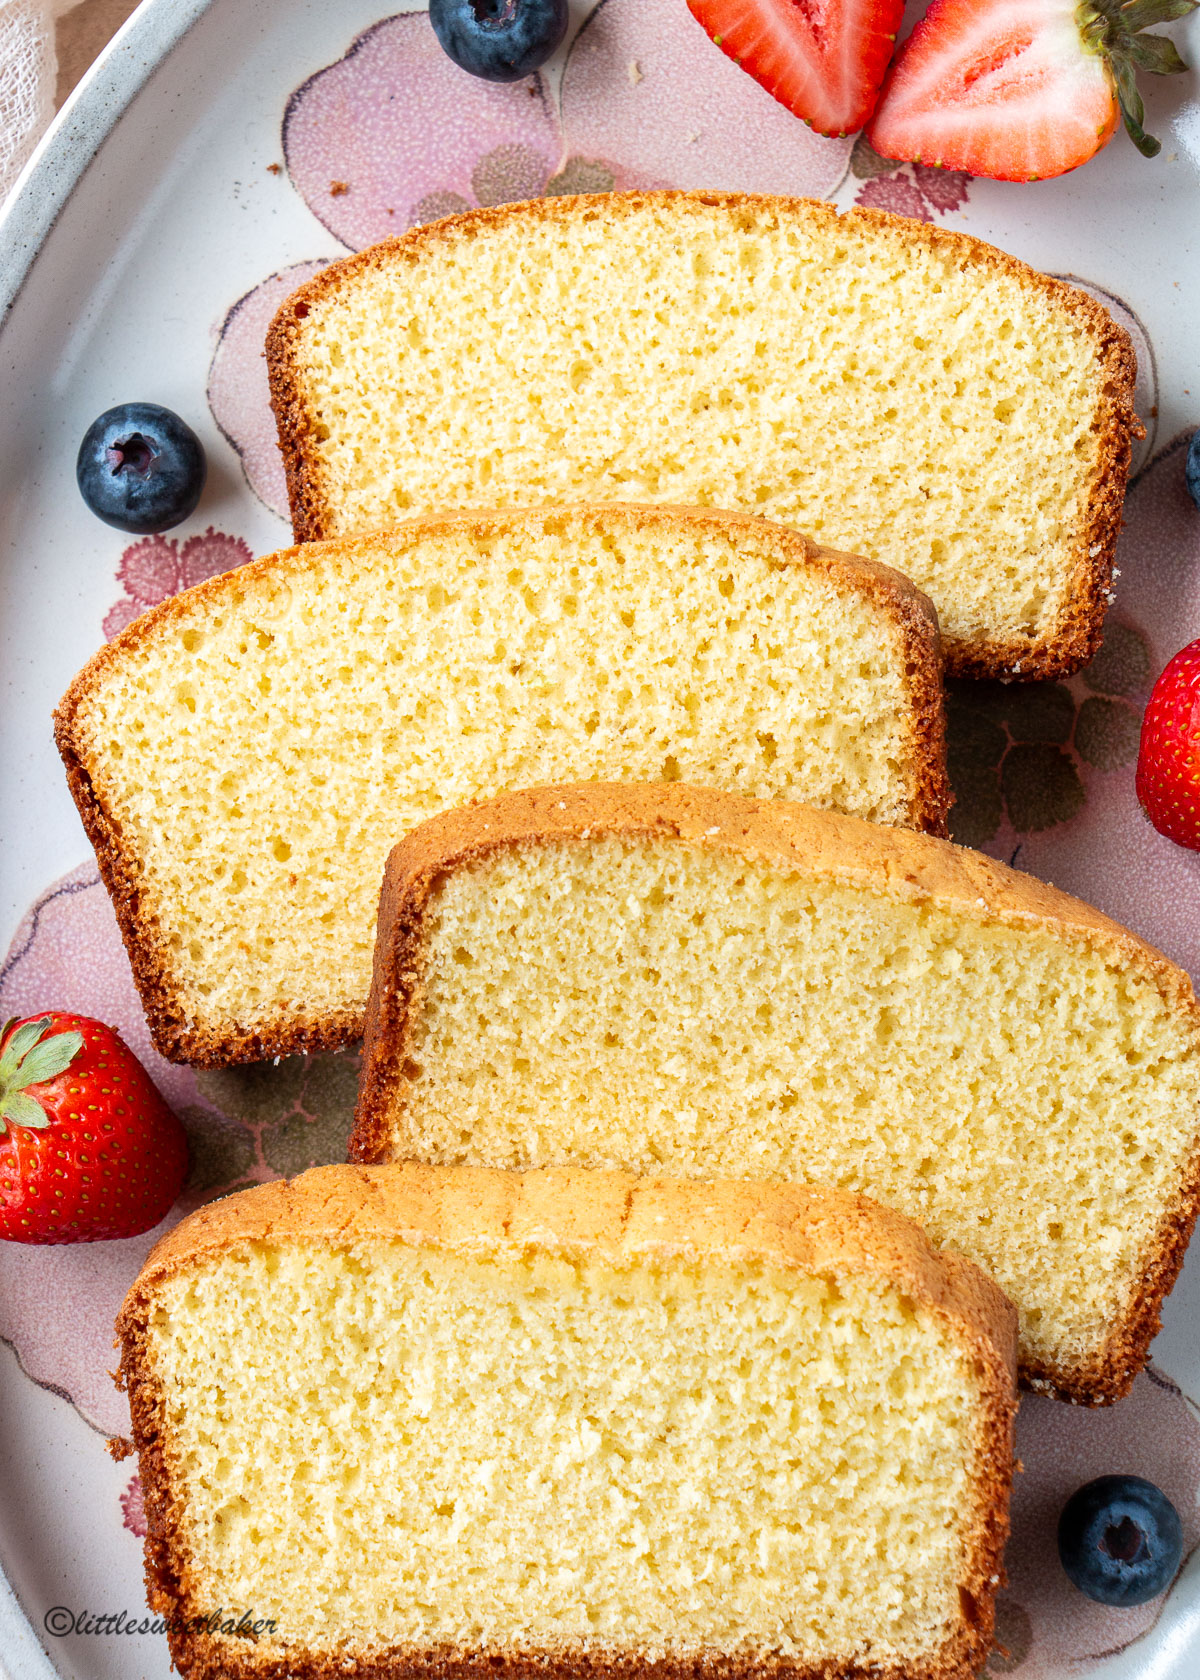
[103,528,252,640]
[850,135,971,222]
[281,4,855,252]
[282,12,563,251]
[208,263,330,518]
[120,1474,146,1538]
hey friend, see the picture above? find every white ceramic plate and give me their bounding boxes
[3,4,1200,1677]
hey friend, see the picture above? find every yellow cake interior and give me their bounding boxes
[71,513,933,1040]
[148,1240,981,1663]
[391,840,1200,1376]
[289,198,1114,655]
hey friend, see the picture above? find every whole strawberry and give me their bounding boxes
[0,1013,188,1243]
[1136,639,1200,850]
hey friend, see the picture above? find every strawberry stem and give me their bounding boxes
[1078,0,1199,158]
[0,1017,82,1135]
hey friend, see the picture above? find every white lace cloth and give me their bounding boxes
[0,0,73,206]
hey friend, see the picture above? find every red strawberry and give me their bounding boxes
[687,0,906,137]
[0,1014,188,1243]
[868,0,1198,183]
[1136,639,1200,849]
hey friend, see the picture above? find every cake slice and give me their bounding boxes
[353,783,1200,1404]
[54,503,948,1067]
[116,1161,1017,1680]
[267,190,1136,680]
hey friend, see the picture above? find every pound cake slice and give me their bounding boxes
[267,190,1136,680]
[116,1161,1017,1680]
[353,783,1200,1404]
[55,503,948,1067]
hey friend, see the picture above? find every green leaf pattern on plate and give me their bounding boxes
[947,619,1151,848]
[187,1048,361,1195]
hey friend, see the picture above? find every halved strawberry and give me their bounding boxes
[868,0,1198,183]
[687,0,907,137]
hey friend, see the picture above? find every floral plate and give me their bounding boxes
[2,3,1200,1676]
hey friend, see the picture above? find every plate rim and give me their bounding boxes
[0,1560,54,1680]
[0,1522,56,1680]
[0,0,215,330]
[0,3,217,1667]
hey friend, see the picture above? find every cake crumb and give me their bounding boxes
[267,162,282,175]
[628,60,643,86]
[330,180,350,197]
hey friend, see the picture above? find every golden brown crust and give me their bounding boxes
[806,535,948,838]
[350,780,1200,1405]
[116,1162,1016,1680]
[1020,1138,1200,1406]
[119,1163,1016,1338]
[100,1650,989,1680]
[53,504,948,1066]
[266,190,1137,683]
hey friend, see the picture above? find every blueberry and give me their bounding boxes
[77,403,206,534]
[1058,1475,1183,1606]
[430,0,568,83]
[1187,429,1200,512]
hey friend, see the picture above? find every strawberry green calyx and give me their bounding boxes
[1077,0,1199,156]
[0,1016,82,1134]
